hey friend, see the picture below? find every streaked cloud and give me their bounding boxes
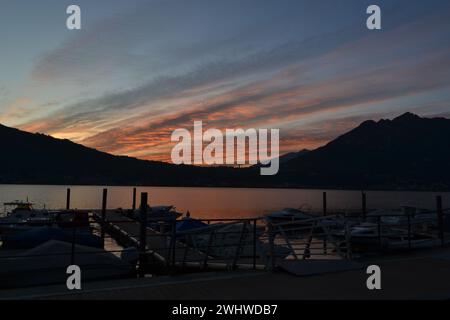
[1,0,449,163]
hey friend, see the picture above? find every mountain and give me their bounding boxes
[271,112,450,190]
[1,112,450,190]
[0,124,245,186]
[278,149,310,164]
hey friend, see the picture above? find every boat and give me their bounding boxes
[180,221,291,264]
[367,206,436,226]
[55,210,91,228]
[0,201,92,237]
[333,222,434,252]
[264,208,314,224]
[128,205,183,221]
[2,226,103,249]
[0,201,56,235]
[126,205,183,233]
[176,217,209,233]
[0,240,135,288]
[265,208,345,237]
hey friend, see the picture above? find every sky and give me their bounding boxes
[1,0,450,162]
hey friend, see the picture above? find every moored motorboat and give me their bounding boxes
[333,221,435,252]
[2,226,102,249]
[0,201,92,237]
[128,205,183,221]
[264,208,314,224]
[0,240,134,288]
[176,217,209,233]
[367,206,437,226]
[0,201,55,235]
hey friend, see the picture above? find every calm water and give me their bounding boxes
[0,185,449,219]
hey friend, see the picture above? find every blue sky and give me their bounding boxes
[1,0,450,161]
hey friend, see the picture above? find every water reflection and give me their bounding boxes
[0,185,448,219]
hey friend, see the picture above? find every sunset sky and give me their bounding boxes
[1,0,450,162]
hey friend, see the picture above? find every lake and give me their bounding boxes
[0,185,449,219]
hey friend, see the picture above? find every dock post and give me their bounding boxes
[101,188,108,247]
[139,192,148,278]
[362,191,367,220]
[322,192,327,216]
[437,195,444,247]
[66,188,71,210]
[132,187,136,211]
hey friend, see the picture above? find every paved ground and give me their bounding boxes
[1,248,450,300]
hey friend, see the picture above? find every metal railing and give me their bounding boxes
[0,193,449,289]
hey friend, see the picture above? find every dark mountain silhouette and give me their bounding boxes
[279,149,310,164]
[267,112,450,190]
[0,112,449,190]
[0,124,245,186]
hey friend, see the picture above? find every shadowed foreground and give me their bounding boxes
[2,247,450,300]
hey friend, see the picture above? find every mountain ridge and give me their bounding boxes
[276,112,450,190]
[1,112,449,190]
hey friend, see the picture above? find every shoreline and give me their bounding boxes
[0,183,449,193]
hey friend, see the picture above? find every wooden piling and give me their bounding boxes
[139,192,148,278]
[437,195,444,246]
[101,188,108,246]
[322,192,327,216]
[66,188,71,210]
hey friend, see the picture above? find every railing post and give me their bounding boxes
[362,191,367,220]
[66,188,71,210]
[253,219,257,270]
[71,226,76,265]
[232,222,247,270]
[172,219,176,270]
[345,220,352,260]
[139,192,148,278]
[101,188,107,248]
[407,214,412,250]
[322,191,328,254]
[203,229,215,270]
[132,187,136,211]
[377,216,382,249]
[268,222,275,271]
[437,195,444,247]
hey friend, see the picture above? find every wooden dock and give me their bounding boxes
[93,210,267,273]
[94,210,204,269]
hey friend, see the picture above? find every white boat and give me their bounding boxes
[0,201,55,234]
[181,222,290,264]
[264,208,314,224]
[0,240,135,288]
[333,222,433,252]
[367,206,437,226]
[129,205,183,221]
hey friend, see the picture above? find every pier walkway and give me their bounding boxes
[3,247,450,300]
[93,210,267,271]
[94,210,206,267]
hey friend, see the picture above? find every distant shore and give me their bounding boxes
[0,181,449,193]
